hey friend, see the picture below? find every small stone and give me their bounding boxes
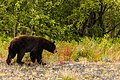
[32,72,37,76]
[36,66,41,71]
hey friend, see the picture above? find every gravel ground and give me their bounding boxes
[0,61,120,80]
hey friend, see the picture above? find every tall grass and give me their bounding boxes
[71,36,120,62]
[78,36,120,62]
[42,36,120,64]
[0,36,120,63]
[0,36,11,61]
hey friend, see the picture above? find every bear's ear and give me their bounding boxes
[53,41,55,43]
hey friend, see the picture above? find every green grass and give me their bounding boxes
[0,36,120,64]
[0,37,11,61]
[61,76,75,80]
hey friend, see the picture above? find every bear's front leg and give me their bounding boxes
[37,51,46,65]
[37,58,46,65]
[17,52,25,65]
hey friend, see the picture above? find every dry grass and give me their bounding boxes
[0,36,120,64]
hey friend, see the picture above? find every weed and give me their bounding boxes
[0,36,120,63]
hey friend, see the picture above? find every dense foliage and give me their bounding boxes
[0,0,120,41]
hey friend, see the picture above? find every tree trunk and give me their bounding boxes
[14,22,18,37]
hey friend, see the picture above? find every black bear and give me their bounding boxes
[6,35,57,65]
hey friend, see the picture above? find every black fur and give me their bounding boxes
[6,35,56,65]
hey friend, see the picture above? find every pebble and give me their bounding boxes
[0,62,120,80]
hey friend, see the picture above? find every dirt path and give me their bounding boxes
[0,61,120,80]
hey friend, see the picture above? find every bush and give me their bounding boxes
[0,36,120,63]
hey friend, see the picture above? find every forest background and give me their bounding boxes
[0,0,120,62]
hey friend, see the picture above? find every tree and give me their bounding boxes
[0,0,120,41]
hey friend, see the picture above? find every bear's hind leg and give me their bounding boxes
[6,49,16,65]
[17,52,25,65]
[6,53,16,65]
[30,51,36,63]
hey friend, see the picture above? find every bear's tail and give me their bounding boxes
[8,44,14,53]
[9,43,18,53]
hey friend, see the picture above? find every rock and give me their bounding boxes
[0,62,120,80]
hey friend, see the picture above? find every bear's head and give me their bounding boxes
[46,41,57,53]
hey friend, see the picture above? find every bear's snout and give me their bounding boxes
[53,49,57,53]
